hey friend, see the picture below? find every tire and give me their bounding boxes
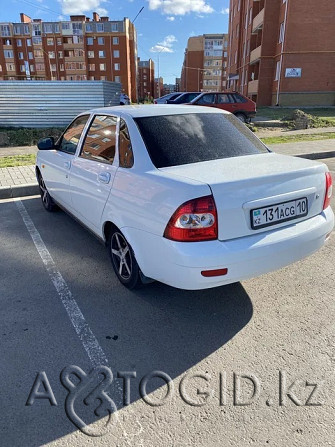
[235,113,247,123]
[108,229,142,289]
[37,172,57,212]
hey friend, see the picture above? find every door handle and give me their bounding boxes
[98,172,111,184]
[64,161,71,169]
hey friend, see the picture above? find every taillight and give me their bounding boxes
[164,195,218,242]
[323,172,333,210]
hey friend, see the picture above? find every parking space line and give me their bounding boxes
[15,198,108,368]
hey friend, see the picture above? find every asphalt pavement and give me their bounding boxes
[0,158,334,446]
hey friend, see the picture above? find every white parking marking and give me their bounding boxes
[15,199,108,368]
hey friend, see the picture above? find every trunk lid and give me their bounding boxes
[159,153,327,240]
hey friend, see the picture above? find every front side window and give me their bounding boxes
[119,119,134,168]
[196,94,216,105]
[58,115,89,155]
[134,113,268,168]
[80,115,117,164]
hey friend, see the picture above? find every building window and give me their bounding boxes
[55,24,60,33]
[4,50,14,58]
[48,51,55,59]
[23,25,30,35]
[47,38,54,45]
[88,51,94,58]
[44,24,53,33]
[111,23,118,32]
[98,37,104,45]
[51,64,57,71]
[34,49,43,58]
[30,65,34,72]
[99,63,106,71]
[100,75,106,80]
[89,63,95,71]
[1,25,11,37]
[275,61,280,80]
[60,64,64,71]
[58,51,63,58]
[57,38,62,45]
[32,24,41,36]
[20,65,25,72]
[96,23,104,32]
[36,63,45,71]
[28,52,33,59]
[113,50,119,58]
[99,50,105,58]
[113,37,119,45]
[279,22,285,43]
[32,37,42,45]
[27,39,32,46]
[87,37,93,45]
[62,23,70,30]
[72,23,82,35]
[18,52,24,59]
[90,76,95,80]
[114,63,120,71]
[86,23,93,32]
[17,39,22,46]
[114,75,120,82]
[6,63,15,71]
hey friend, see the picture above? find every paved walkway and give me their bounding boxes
[0,145,38,157]
[0,165,36,187]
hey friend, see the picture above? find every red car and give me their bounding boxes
[190,92,256,123]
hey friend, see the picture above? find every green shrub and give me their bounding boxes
[0,127,63,147]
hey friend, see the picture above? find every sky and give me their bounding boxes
[5,0,230,84]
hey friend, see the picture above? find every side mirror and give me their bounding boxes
[37,137,55,150]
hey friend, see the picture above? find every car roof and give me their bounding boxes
[85,104,230,118]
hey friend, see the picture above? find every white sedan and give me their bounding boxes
[36,105,334,290]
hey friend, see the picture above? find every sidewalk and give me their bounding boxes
[0,139,334,200]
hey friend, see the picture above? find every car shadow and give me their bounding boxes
[0,197,253,446]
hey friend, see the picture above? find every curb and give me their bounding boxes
[296,151,335,160]
[0,183,39,200]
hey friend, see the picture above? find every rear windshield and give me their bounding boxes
[134,113,269,168]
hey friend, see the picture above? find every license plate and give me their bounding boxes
[251,197,308,229]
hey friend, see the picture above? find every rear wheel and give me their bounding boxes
[235,113,247,123]
[38,172,57,212]
[108,229,142,289]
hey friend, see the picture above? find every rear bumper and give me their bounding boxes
[123,207,334,290]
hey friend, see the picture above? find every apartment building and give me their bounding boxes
[154,77,164,98]
[0,12,138,101]
[227,0,335,106]
[138,58,155,101]
[180,34,228,92]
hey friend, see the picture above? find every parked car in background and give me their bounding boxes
[154,92,181,104]
[190,92,256,122]
[120,93,130,105]
[36,105,333,290]
[166,92,201,104]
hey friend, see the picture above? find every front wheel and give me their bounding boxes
[235,113,247,123]
[108,230,142,289]
[38,172,57,212]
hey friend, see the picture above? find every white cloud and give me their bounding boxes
[221,7,230,15]
[96,7,108,16]
[150,34,177,53]
[166,16,175,21]
[58,0,107,15]
[147,0,213,16]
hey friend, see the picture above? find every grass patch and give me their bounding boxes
[257,107,335,127]
[0,154,36,168]
[260,132,335,145]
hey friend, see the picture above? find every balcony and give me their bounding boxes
[248,79,259,95]
[252,8,264,33]
[249,45,262,64]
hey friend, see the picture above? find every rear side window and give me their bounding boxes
[135,113,268,168]
[119,119,134,168]
[80,115,117,164]
[196,94,216,105]
[217,94,234,104]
